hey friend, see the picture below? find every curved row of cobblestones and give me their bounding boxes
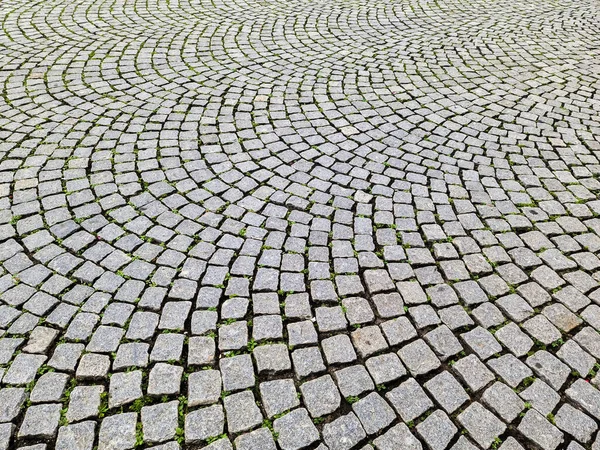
[1,0,600,449]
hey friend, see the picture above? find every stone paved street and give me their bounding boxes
[1,0,600,448]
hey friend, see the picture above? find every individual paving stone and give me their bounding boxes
[522,315,562,345]
[416,410,457,450]
[300,375,341,417]
[291,346,326,378]
[409,305,440,329]
[554,403,597,444]
[252,314,283,341]
[66,385,104,422]
[519,380,561,416]
[109,370,143,408]
[322,334,357,365]
[316,306,348,332]
[18,403,61,439]
[342,297,374,324]
[113,342,149,370]
[0,424,11,450]
[185,405,225,444]
[457,402,506,449]
[30,372,69,403]
[372,292,404,318]
[398,339,440,376]
[98,412,137,450]
[48,343,84,372]
[453,354,495,392]
[363,269,395,294]
[352,392,396,435]
[253,343,291,373]
[556,340,596,376]
[218,321,248,350]
[234,427,276,450]
[565,379,600,420]
[488,354,533,388]
[322,412,366,450]
[259,379,299,418]
[481,381,524,422]
[381,316,418,345]
[76,353,110,380]
[526,351,570,390]
[351,325,389,357]
[334,365,374,398]
[386,377,433,422]
[0,388,27,422]
[188,370,221,407]
[424,324,463,360]
[365,353,406,385]
[3,353,46,385]
[372,423,421,449]
[220,354,255,391]
[223,391,263,434]
[151,333,185,362]
[273,408,319,450]
[518,409,564,450]
[55,421,96,450]
[86,326,124,353]
[461,326,502,360]
[494,322,533,357]
[148,363,183,396]
[424,371,469,414]
[573,327,600,359]
[141,401,179,444]
[287,320,318,347]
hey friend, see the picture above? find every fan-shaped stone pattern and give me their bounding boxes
[0,0,600,448]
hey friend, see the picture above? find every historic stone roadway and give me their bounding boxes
[1,0,600,448]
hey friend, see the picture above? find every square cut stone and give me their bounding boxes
[334,365,375,398]
[259,379,299,418]
[300,375,341,418]
[351,325,388,358]
[365,353,406,385]
[416,410,457,450]
[457,402,506,449]
[424,371,469,414]
[352,392,396,435]
[386,378,433,422]
[397,339,440,376]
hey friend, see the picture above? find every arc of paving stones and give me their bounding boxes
[1,0,600,448]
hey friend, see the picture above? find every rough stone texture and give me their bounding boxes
[1,0,599,446]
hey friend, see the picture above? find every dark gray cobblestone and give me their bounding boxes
[1,0,600,448]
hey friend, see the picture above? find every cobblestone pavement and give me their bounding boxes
[0,0,600,448]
